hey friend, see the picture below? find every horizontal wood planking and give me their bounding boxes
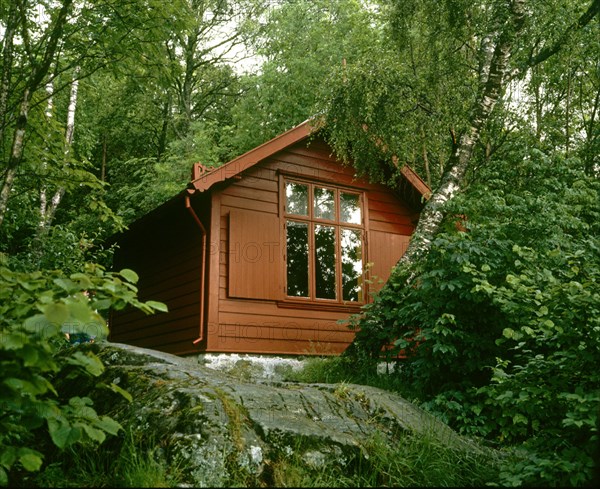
[111,296,199,328]
[368,231,410,293]
[221,183,277,203]
[110,205,203,354]
[219,299,357,322]
[207,137,417,354]
[113,318,198,344]
[221,194,278,214]
[122,330,200,354]
[208,336,348,355]
[215,323,354,345]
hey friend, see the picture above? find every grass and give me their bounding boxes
[263,430,500,487]
[280,354,410,396]
[20,428,183,488]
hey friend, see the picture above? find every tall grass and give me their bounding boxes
[22,429,182,488]
[265,430,500,487]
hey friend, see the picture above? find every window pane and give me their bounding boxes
[313,187,335,220]
[285,182,308,216]
[340,192,361,224]
[286,221,309,297]
[341,228,363,302]
[314,225,336,299]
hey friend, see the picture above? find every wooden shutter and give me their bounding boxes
[228,209,282,300]
[368,231,410,293]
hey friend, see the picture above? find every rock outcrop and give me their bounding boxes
[64,342,485,487]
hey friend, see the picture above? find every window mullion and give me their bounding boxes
[308,184,315,301]
[336,224,342,303]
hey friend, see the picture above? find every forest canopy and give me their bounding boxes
[1,0,599,487]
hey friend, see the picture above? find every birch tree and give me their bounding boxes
[38,67,80,234]
[0,0,75,227]
[323,0,600,271]
[0,0,186,230]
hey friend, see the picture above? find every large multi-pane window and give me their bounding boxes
[284,179,364,303]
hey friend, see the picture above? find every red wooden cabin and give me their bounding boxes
[109,120,429,356]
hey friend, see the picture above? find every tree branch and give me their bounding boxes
[528,0,600,68]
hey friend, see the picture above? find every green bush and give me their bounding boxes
[347,147,600,486]
[0,262,166,486]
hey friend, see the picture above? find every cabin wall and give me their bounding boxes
[207,137,416,355]
[110,201,205,355]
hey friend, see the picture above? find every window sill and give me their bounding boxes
[277,299,364,314]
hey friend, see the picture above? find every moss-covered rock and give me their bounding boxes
[57,342,487,487]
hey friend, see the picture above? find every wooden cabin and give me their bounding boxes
[109,120,429,356]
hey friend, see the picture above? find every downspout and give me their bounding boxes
[184,191,207,345]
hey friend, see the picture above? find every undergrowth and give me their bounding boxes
[17,428,183,488]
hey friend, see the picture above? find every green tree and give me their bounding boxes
[322,0,599,269]
[223,0,383,155]
[0,0,189,265]
[332,1,600,485]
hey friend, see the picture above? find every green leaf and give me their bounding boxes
[119,268,139,284]
[67,352,104,376]
[20,344,39,367]
[1,332,28,350]
[3,377,50,396]
[512,413,528,425]
[43,303,70,325]
[22,315,58,336]
[145,300,168,313]
[53,278,79,294]
[69,273,94,289]
[48,418,81,449]
[106,382,133,402]
[94,416,123,436]
[66,299,93,323]
[81,424,106,443]
[18,450,43,472]
[0,466,7,486]
[0,447,17,468]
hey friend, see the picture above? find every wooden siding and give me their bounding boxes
[228,209,281,300]
[210,136,416,355]
[110,201,205,355]
[368,231,410,293]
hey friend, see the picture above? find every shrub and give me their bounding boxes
[0,261,166,486]
[346,148,600,486]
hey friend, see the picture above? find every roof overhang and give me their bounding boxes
[187,118,431,200]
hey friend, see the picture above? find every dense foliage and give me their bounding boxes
[2,0,599,486]
[0,263,166,486]
[347,144,600,486]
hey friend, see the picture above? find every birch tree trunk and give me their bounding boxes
[0,93,31,227]
[397,0,527,269]
[39,82,56,230]
[0,2,16,148]
[0,0,74,228]
[38,68,80,234]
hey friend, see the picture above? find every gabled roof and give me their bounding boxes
[188,119,430,198]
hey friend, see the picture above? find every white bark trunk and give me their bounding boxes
[0,92,30,227]
[0,0,75,228]
[39,81,55,230]
[397,0,527,269]
[39,68,80,233]
[0,4,16,146]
